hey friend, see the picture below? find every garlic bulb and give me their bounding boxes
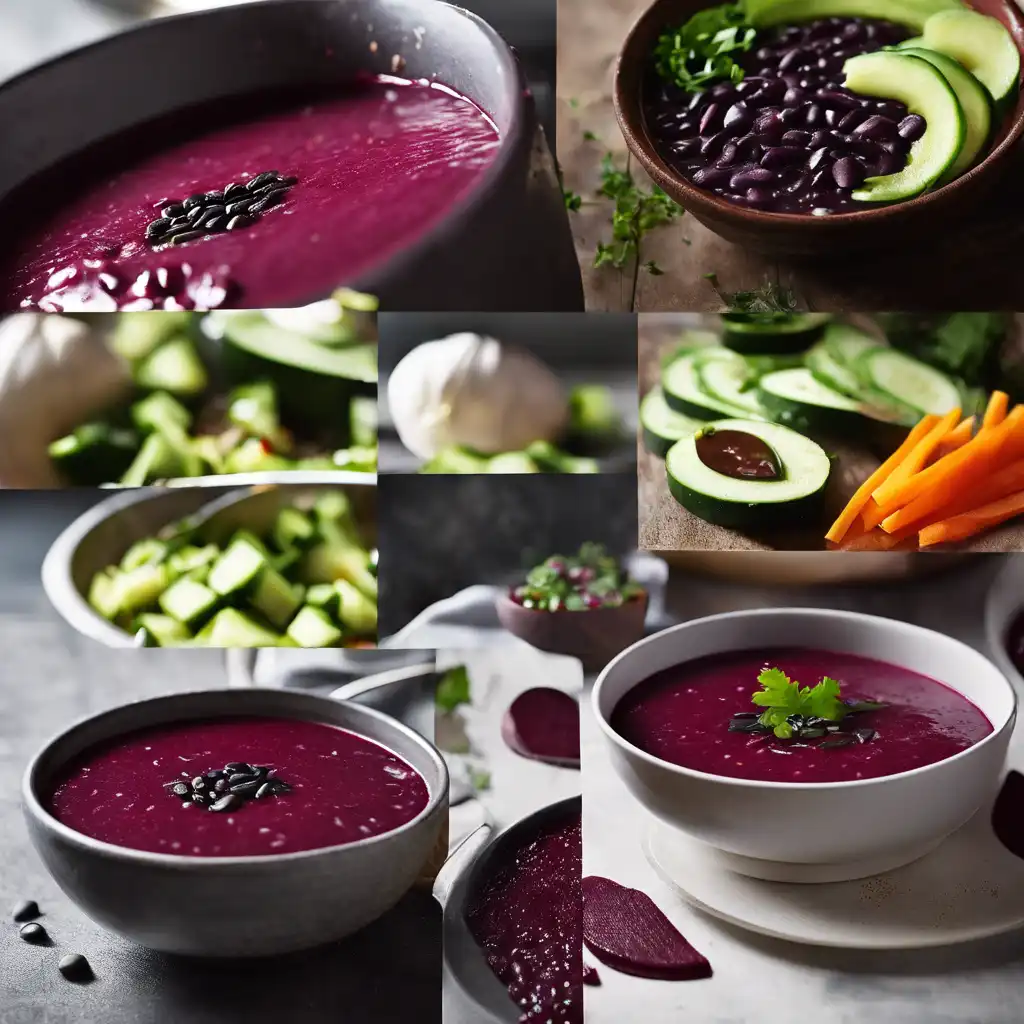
[387,333,569,459]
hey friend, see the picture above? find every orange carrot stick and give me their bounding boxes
[982,391,1010,432]
[932,415,975,461]
[875,405,1024,519]
[824,415,938,545]
[865,408,961,523]
[919,487,1024,547]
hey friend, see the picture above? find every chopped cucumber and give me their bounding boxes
[855,347,961,415]
[248,567,303,630]
[272,507,317,552]
[923,7,1020,105]
[48,423,140,486]
[134,338,209,398]
[206,608,290,648]
[158,577,220,630]
[350,395,379,447]
[335,579,377,635]
[287,607,343,648]
[207,538,267,599]
[110,563,170,616]
[135,614,191,647]
[88,572,121,621]
[487,451,542,473]
[132,391,193,435]
[120,538,170,572]
[640,387,704,458]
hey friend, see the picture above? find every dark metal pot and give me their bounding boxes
[0,0,582,311]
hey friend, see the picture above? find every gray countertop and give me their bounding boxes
[0,490,441,1024]
[582,555,1024,1024]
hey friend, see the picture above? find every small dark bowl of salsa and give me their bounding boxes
[22,687,448,956]
[593,607,1015,881]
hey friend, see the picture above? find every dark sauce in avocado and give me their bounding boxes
[694,428,781,480]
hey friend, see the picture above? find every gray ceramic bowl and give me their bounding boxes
[23,688,448,957]
[41,480,375,647]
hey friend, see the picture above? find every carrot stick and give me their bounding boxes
[919,487,1024,547]
[865,408,961,524]
[932,416,975,461]
[840,526,916,551]
[982,391,1010,432]
[874,405,1024,520]
[823,415,939,544]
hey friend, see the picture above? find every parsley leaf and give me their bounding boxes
[593,153,684,273]
[435,665,471,714]
[564,190,583,212]
[751,667,848,739]
[654,4,757,93]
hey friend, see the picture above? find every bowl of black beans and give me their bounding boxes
[614,0,1024,254]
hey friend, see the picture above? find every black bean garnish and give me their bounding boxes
[161,202,184,218]
[172,782,189,797]
[170,231,207,246]
[19,922,48,944]
[225,198,256,217]
[13,900,39,923]
[145,218,170,240]
[224,762,248,772]
[210,794,238,813]
[227,214,256,231]
[182,194,205,211]
[58,954,93,982]
[256,783,274,799]
[230,780,261,796]
[246,171,279,191]
[214,778,230,793]
[223,183,247,201]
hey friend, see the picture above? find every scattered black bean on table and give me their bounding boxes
[12,899,39,923]
[645,17,926,213]
[164,761,291,811]
[58,953,93,982]
[18,922,48,944]
[145,171,297,247]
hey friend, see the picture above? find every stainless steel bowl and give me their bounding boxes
[41,478,376,646]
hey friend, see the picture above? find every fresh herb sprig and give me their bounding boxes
[728,667,887,747]
[594,154,684,276]
[706,272,801,324]
[654,4,757,93]
[436,665,472,714]
[512,542,644,612]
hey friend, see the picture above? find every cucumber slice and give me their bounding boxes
[662,352,757,420]
[900,48,993,181]
[758,367,866,433]
[659,330,723,373]
[335,579,378,635]
[110,563,170,617]
[720,313,831,355]
[823,324,878,368]
[665,419,832,530]
[487,451,542,473]
[206,608,288,648]
[272,507,317,552]
[923,7,1021,105]
[805,343,861,398]
[135,338,209,398]
[697,358,768,418]
[287,606,343,648]
[248,567,302,630]
[158,578,220,630]
[640,388,704,457]
[746,0,963,32]
[135,614,191,647]
[843,51,965,202]
[207,538,267,599]
[856,347,961,415]
[88,571,121,621]
[120,538,170,572]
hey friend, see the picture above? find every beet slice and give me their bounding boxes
[582,876,712,981]
[501,688,580,768]
[992,770,1024,861]
[583,964,601,986]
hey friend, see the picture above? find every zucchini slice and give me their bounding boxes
[855,347,962,415]
[697,357,769,418]
[640,388,704,458]
[758,367,867,433]
[662,351,755,420]
[665,419,832,530]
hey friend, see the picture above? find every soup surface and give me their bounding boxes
[611,648,992,783]
[48,715,429,856]
[1,77,500,311]
[466,810,583,1024]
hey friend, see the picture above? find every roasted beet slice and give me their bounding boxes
[582,876,712,981]
[992,770,1024,861]
[501,688,580,768]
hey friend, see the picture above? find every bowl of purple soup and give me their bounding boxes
[614,0,1024,254]
[593,608,1015,882]
[23,688,448,956]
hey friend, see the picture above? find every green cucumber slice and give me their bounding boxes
[758,367,866,433]
[805,343,862,398]
[900,47,992,181]
[134,614,191,647]
[135,338,209,398]
[843,51,965,202]
[640,388,704,458]
[745,0,963,32]
[665,419,832,529]
[720,313,831,355]
[923,7,1021,105]
[158,577,220,630]
[855,347,961,415]
[822,324,878,368]
[205,608,289,648]
[697,358,768,418]
[207,538,267,599]
[662,352,757,420]
[659,330,723,373]
[287,606,343,648]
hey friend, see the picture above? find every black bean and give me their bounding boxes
[752,78,787,106]
[824,108,839,127]
[228,773,255,784]
[877,101,907,121]
[246,171,279,191]
[786,173,811,194]
[700,132,728,159]
[13,900,39,923]
[227,214,256,231]
[854,114,897,141]
[223,183,247,201]
[807,147,832,172]
[838,108,866,132]
[210,794,238,812]
[779,106,802,125]
[700,103,722,135]
[833,156,866,189]
[248,190,286,214]
[168,216,190,231]
[280,176,298,187]
[58,954,92,982]
[230,780,261,796]
[190,792,206,803]
[203,190,225,203]
[161,202,184,218]
[182,194,206,211]
[204,216,226,233]
[804,104,824,129]
[225,762,250,772]
[672,137,702,158]
[817,89,858,111]
[145,218,170,240]
[730,167,775,190]
[196,206,226,229]
[186,206,207,224]
[191,777,205,791]
[783,87,805,105]
[761,146,805,169]
[716,142,740,166]
[214,778,230,793]
[19,922,47,944]
[256,782,275,799]
[753,110,785,143]
[691,166,732,188]
[781,130,811,147]
[874,152,901,176]
[724,102,750,128]
[225,199,256,217]
[734,134,763,161]
[745,185,774,205]
[778,48,803,73]
[898,114,927,142]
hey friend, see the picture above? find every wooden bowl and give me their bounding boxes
[494,590,649,673]
[613,0,1024,255]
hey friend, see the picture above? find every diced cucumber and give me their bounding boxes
[158,577,220,629]
[248,567,302,630]
[272,507,317,552]
[88,571,121,620]
[167,544,220,579]
[923,7,1021,105]
[120,432,187,486]
[350,395,379,447]
[230,530,272,559]
[487,451,541,473]
[335,579,377,635]
[131,391,192,435]
[207,538,268,599]
[135,614,191,647]
[49,423,140,486]
[640,387,704,458]
[301,544,377,598]
[287,606,343,648]
[314,490,354,525]
[223,437,291,474]
[120,538,170,572]
[421,448,490,473]
[205,608,288,648]
[272,548,301,575]
[227,381,290,452]
[134,338,209,398]
[306,583,341,617]
[855,347,962,415]
[110,563,170,616]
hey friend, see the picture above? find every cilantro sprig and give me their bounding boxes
[654,4,757,94]
[435,665,471,714]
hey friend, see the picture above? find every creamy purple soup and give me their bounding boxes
[0,77,499,311]
[47,716,429,857]
[611,648,992,784]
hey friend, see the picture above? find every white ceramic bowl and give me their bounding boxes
[593,609,1016,882]
[984,556,1024,692]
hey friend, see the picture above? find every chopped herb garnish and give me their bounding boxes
[706,273,800,319]
[564,190,583,212]
[436,665,472,714]
[468,766,492,792]
[511,542,644,612]
[583,130,600,142]
[653,4,757,94]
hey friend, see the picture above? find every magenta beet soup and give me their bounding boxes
[47,716,429,857]
[0,77,499,311]
[611,648,992,784]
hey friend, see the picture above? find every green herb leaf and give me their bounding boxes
[654,4,757,93]
[468,766,492,792]
[752,667,848,739]
[435,665,471,714]
[583,130,599,142]
[564,190,583,212]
